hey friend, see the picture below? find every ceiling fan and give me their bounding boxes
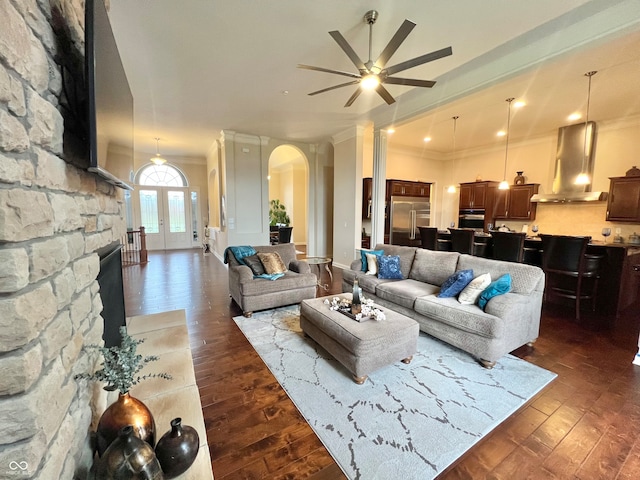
[298,10,452,107]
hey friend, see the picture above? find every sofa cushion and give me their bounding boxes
[376,279,439,309]
[243,254,265,276]
[409,249,460,285]
[456,255,543,295]
[378,255,403,279]
[438,269,474,298]
[258,252,287,274]
[478,274,512,310]
[360,249,384,272]
[414,295,504,339]
[458,273,491,305]
[357,273,394,295]
[240,270,317,296]
[374,244,417,279]
[365,252,380,275]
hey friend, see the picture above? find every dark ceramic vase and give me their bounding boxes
[514,171,526,185]
[92,425,164,479]
[97,392,156,457]
[154,418,200,479]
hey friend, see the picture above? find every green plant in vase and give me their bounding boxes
[269,199,290,226]
[76,326,172,456]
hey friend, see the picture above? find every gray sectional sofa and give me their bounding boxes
[342,244,545,367]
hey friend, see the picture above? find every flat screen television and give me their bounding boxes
[84,0,134,190]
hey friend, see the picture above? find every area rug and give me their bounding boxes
[234,305,556,480]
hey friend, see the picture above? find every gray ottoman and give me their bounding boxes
[300,293,419,384]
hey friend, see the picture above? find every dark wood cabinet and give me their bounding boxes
[492,184,539,220]
[459,181,494,209]
[362,177,372,219]
[607,176,640,222]
[387,180,430,198]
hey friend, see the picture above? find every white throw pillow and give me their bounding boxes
[458,273,491,305]
[365,253,379,275]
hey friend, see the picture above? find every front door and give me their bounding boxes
[138,187,192,250]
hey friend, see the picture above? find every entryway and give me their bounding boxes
[131,164,201,251]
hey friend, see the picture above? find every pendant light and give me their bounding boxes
[150,137,167,165]
[575,71,597,186]
[498,98,514,190]
[447,116,459,193]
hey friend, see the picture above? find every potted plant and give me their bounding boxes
[76,326,172,455]
[269,199,290,226]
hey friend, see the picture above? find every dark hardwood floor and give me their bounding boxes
[122,249,640,479]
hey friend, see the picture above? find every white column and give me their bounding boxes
[372,128,388,247]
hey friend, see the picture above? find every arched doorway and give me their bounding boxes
[133,164,201,250]
[268,145,309,249]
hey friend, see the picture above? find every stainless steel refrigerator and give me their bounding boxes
[389,196,431,246]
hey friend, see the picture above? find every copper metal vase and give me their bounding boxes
[97,392,156,457]
[155,418,200,479]
[92,425,164,479]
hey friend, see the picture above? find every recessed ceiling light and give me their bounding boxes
[423,136,431,143]
[386,128,395,134]
[496,130,506,137]
[513,100,526,108]
[568,113,581,121]
[281,90,289,95]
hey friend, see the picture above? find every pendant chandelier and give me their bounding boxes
[575,71,597,185]
[447,116,459,194]
[498,98,515,190]
[150,137,167,165]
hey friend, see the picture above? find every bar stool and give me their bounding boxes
[449,228,475,254]
[491,231,526,262]
[418,227,438,250]
[539,234,602,320]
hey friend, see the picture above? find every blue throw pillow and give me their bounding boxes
[360,249,384,272]
[478,274,512,310]
[437,269,474,298]
[377,255,403,279]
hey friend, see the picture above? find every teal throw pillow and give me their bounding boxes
[437,269,474,298]
[360,249,384,272]
[478,274,512,310]
[378,255,403,279]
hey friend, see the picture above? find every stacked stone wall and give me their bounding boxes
[0,0,124,478]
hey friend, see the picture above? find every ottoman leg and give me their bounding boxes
[401,356,413,364]
[353,375,367,385]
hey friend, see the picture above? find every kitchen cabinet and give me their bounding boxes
[459,181,494,209]
[362,177,372,219]
[387,180,430,198]
[606,176,640,222]
[492,184,539,220]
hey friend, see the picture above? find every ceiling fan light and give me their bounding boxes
[498,180,510,190]
[360,74,380,90]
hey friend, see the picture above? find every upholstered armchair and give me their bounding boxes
[225,243,317,317]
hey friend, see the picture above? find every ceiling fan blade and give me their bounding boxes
[297,64,361,79]
[375,84,396,105]
[384,77,436,88]
[344,88,362,107]
[329,30,367,71]
[374,19,416,69]
[308,80,360,96]
[384,46,453,76]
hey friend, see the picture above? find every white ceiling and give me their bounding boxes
[107,0,640,158]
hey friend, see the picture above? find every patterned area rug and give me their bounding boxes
[234,305,556,480]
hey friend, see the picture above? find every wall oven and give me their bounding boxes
[458,210,485,230]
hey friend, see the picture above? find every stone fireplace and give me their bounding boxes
[0,0,126,477]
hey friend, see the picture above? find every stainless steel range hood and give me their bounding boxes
[530,122,608,203]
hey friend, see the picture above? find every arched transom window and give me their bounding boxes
[137,164,187,186]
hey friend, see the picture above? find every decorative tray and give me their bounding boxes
[336,305,371,322]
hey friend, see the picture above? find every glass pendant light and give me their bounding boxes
[575,71,597,185]
[151,137,167,165]
[498,98,514,190]
[447,116,459,193]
